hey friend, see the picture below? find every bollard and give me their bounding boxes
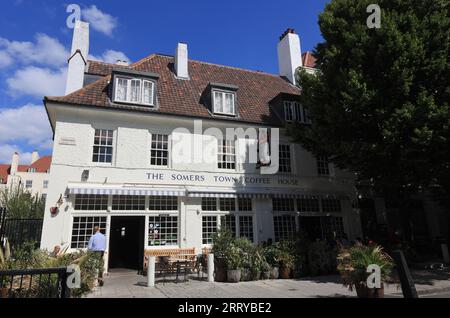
[147,256,155,287]
[441,244,450,264]
[392,250,418,298]
[207,253,214,283]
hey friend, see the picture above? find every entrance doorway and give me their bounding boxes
[108,216,145,270]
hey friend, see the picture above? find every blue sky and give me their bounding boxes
[0,0,328,164]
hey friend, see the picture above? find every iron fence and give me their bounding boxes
[0,267,69,298]
[0,218,43,249]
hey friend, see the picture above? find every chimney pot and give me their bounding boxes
[116,60,129,66]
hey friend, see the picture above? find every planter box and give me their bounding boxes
[355,283,385,298]
[227,269,241,283]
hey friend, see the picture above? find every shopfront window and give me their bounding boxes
[71,216,107,248]
[148,215,178,246]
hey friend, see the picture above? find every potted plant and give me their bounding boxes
[226,245,242,283]
[234,237,253,281]
[263,245,280,279]
[260,261,272,280]
[276,242,295,279]
[278,250,294,279]
[337,244,394,298]
[211,229,235,282]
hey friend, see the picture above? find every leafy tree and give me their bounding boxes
[291,0,449,204]
[0,183,45,218]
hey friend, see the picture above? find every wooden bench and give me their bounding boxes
[143,248,196,271]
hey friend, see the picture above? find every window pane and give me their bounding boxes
[220,214,236,236]
[93,129,113,163]
[217,139,236,170]
[148,215,178,246]
[130,79,141,102]
[214,91,223,113]
[112,195,145,211]
[148,196,178,211]
[279,145,291,173]
[273,215,296,242]
[272,198,295,212]
[74,194,108,211]
[116,78,128,101]
[71,216,107,248]
[150,134,169,166]
[239,215,254,242]
[143,81,154,105]
[317,156,330,176]
[202,216,218,244]
[201,198,217,211]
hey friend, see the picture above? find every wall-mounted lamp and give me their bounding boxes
[81,170,90,182]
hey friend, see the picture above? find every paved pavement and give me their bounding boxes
[85,267,450,298]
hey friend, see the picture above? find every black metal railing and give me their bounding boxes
[0,267,69,298]
[0,216,43,250]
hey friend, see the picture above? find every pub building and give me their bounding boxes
[40,22,362,272]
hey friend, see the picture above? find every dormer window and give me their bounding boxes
[28,168,37,173]
[284,101,311,124]
[208,82,238,116]
[114,76,155,106]
[213,90,235,116]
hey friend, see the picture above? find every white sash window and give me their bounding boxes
[114,76,155,106]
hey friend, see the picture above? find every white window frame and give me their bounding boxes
[217,139,237,171]
[284,101,311,124]
[25,180,32,188]
[92,129,114,164]
[278,144,292,174]
[114,76,155,106]
[200,197,255,246]
[43,180,48,189]
[317,155,331,176]
[150,133,170,167]
[212,89,236,116]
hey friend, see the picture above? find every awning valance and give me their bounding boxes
[186,187,349,199]
[67,184,186,196]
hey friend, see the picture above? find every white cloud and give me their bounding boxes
[0,145,33,165]
[0,104,52,147]
[0,50,13,68]
[89,50,130,64]
[7,66,67,98]
[82,5,117,36]
[0,34,69,69]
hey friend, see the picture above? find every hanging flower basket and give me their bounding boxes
[50,206,59,216]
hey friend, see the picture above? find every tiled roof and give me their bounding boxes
[0,156,52,184]
[0,165,9,184]
[86,60,130,76]
[302,51,317,68]
[29,156,52,172]
[46,54,300,126]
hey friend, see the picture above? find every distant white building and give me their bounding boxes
[40,22,362,271]
[0,151,52,201]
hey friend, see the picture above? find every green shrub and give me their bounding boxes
[337,244,394,290]
[307,240,338,276]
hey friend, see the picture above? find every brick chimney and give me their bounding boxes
[277,28,302,85]
[65,20,90,95]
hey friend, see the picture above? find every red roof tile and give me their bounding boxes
[46,54,300,126]
[0,156,52,184]
[302,51,317,68]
